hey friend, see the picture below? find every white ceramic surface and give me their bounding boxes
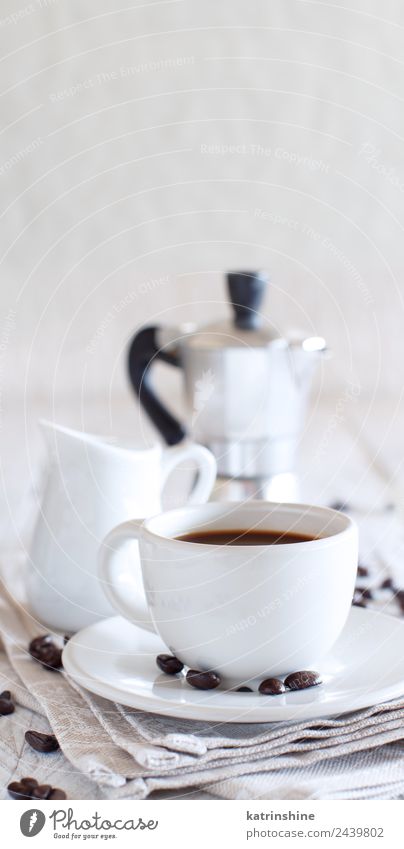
[28,421,216,632]
[63,607,404,723]
[99,501,358,683]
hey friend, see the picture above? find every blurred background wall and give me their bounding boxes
[0,0,404,537]
[1,0,404,421]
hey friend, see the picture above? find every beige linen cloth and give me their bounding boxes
[1,553,404,801]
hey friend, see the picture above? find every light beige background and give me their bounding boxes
[1,0,404,550]
[1,0,404,412]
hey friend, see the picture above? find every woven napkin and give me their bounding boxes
[1,550,404,800]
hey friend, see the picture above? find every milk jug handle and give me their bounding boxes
[160,442,217,505]
[128,326,186,446]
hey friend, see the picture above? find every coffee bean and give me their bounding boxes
[361,588,373,600]
[8,778,38,800]
[8,776,66,800]
[63,635,71,645]
[8,782,32,800]
[48,788,67,800]
[396,591,404,614]
[31,784,52,800]
[380,577,394,590]
[237,686,253,693]
[329,500,350,512]
[25,730,60,753]
[156,654,184,675]
[357,564,369,577]
[259,678,286,696]
[352,591,366,608]
[0,690,15,715]
[29,635,53,654]
[29,635,63,671]
[186,670,221,690]
[284,670,322,691]
[21,778,39,790]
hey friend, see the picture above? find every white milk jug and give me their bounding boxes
[27,420,216,632]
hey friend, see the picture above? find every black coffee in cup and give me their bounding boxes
[176,529,316,546]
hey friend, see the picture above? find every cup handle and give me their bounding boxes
[98,519,157,633]
[160,441,216,504]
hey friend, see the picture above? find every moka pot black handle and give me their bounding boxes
[128,326,187,446]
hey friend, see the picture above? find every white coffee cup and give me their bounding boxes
[99,501,358,684]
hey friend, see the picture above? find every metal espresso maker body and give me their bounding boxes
[128,272,326,502]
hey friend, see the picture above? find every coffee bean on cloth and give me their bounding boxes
[29,635,63,671]
[48,788,67,800]
[8,778,43,799]
[25,730,60,753]
[259,678,286,696]
[186,670,221,690]
[284,670,322,690]
[7,778,52,799]
[0,690,15,715]
[31,784,53,800]
[8,777,66,800]
[156,654,184,675]
[352,591,366,608]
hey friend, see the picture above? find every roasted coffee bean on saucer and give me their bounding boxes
[284,670,322,691]
[0,690,15,715]
[186,670,221,690]
[236,686,253,693]
[396,591,404,614]
[29,635,63,671]
[259,678,286,696]
[361,588,373,600]
[357,564,369,578]
[380,577,394,591]
[156,654,184,675]
[25,730,60,753]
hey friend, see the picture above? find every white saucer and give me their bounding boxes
[63,607,404,723]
